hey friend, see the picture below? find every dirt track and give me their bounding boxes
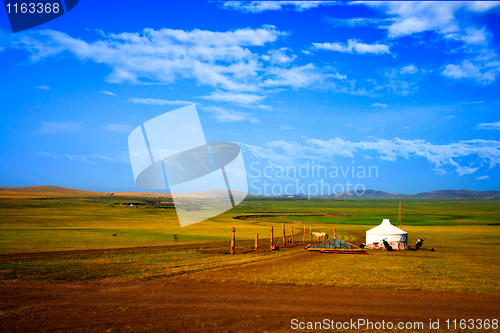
[1,261,498,332]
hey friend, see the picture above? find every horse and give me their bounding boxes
[312,232,329,243]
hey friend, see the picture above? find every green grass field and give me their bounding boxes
[1,194,499,296]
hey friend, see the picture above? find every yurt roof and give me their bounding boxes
[366,219,407,235]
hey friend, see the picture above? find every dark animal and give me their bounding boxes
[415,237,425,250]
[112,234,117,236]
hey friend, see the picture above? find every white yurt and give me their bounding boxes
[366,219,408,250]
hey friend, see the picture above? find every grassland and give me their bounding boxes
[0,190,499,297]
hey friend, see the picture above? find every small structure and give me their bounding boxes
[307,238,367,254]
[366,219,408,250]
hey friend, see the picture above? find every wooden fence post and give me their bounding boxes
[231,227,235,254]
[255,233,258,250]
[270,226,274,250]
[282,223,286,246]
[303,226,305,244]
[309,226,312,243]
[291,226,294,245]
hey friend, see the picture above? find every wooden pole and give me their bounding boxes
[255,233,258,250]
[291,226,294,245]
[231,227,235,254]
[270,226,274,250]
[309,226,312,243]
[303,226,306,244]
[282,223,286,246]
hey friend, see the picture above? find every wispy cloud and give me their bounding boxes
[263,63,344,88]
[36,85,50,90]
[199,91,266,105]
[38,121,82,133]
[476,175,490,180]
[360,2,500,85]
[312,39,391,55]
[262,47,297,65]
[461,101,484,104]
[322,17,394,28]
[100,90,117,96]
[220,1,338,13]
[361,1,500,40]
[128,98,193,106]
[371,103,387,107]
[243,137,500,176]
[200,106,259,123]
[477,122,500,130]
[101,124,133,132]
[35,152,59,158]
[34,151,129,164]
[8,27,287,92]
[369,65,421,96]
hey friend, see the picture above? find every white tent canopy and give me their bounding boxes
[366,219,408,249]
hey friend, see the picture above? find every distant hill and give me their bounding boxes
[330,189,500,200]
[0,186,104,198]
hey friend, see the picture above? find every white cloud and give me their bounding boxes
[262,48,297,65]
[244,137,500,176]
[65,153,95,164]
[445,28,488,45]
[7,27,355,94]
[361,1,500,40]
[128,98,193,106]
[400,65,418,74]
[280,125,296,130]
[476,175,490,180]
[313,39,391,55]
[441,60,499,84]
[477,122,500,130]
[263,63,344,88]
[100,90,117,96]
[36,85,50,90]
[357,2,500,85]
[9,27,287,92]
[101,124,133,132]
[200,106,259,123]
[39,121,82,133]
[221,1,338,13]
[371,103,387,107]
[199,91,266,104]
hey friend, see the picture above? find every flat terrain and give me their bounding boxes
[2,260,499,333]
[0,187,499,332]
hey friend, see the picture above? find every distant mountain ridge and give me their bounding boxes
[325,189,500,200]
[0,186,499,200]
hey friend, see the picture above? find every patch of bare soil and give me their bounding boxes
[0,261,498,332]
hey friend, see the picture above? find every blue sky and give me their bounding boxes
[0,1,499,195]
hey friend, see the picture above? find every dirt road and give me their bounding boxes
[1,273,498,332]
